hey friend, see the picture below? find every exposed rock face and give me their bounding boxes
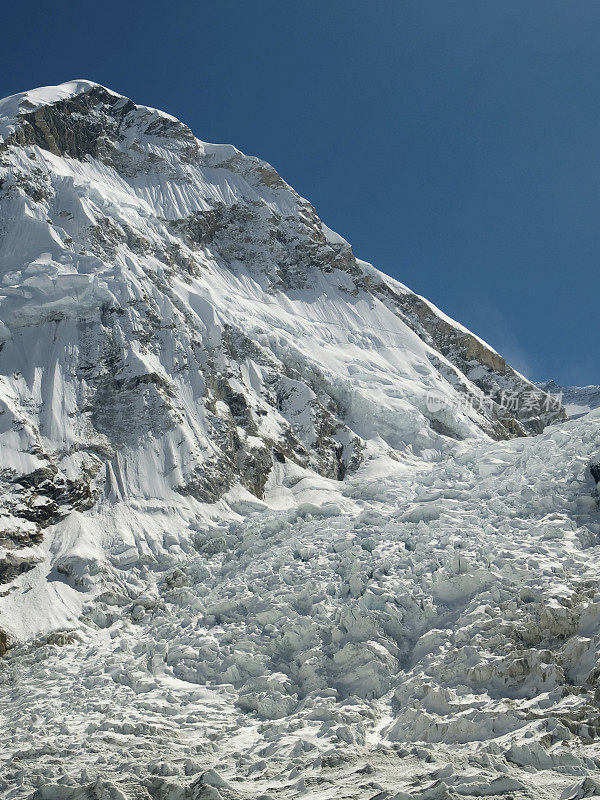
[386,290,561,436]
[0,459,97,586]
[7,86,136,160]
[590,461,600,484]
[4,84,197,168]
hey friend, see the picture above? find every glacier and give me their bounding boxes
[0,81,598,800]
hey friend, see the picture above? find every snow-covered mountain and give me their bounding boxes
[1,81,598,800]
[0,80,563,608]
[536,380,600,419]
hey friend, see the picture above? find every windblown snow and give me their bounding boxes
[0,81,598,800]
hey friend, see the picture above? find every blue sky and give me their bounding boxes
[2,1,599,384]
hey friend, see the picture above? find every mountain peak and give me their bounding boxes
[0,80,111,135]
[0,80,191,147]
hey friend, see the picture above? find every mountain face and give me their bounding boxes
[3,82,599,800]
[0,81,563,595]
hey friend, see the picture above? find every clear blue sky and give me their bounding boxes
[2,1,599,384]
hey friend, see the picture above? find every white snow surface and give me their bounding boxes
[0,81,595,799]
[2,410,600,799]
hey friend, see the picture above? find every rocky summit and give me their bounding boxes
[0,82,598,800]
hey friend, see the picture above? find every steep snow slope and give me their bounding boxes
[0,81,593,799]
